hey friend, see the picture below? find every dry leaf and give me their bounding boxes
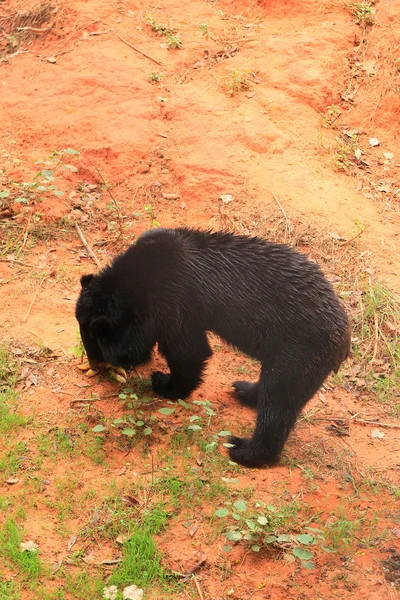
[116,533,131,545]
[102,558,123,565]
[122,495,140,507]
[82,553,97,564]
[162,193,180,200]
[51,561,63,575]
[20,540,38,552]
[6,477,19,485]
[68,534,77,551]
[188,521,199,537]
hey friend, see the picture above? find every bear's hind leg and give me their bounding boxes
[152,329,212,400]
[228,357,319,468]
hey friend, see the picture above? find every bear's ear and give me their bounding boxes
[80,274,95,288]
[90,316,113,338]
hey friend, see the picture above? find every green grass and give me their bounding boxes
[0,579,20,600]
[0,441,27,478]
[0,518,42,579]
[108,503,171,589]
[0,346,28,434]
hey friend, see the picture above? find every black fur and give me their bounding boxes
[75,228,351,468]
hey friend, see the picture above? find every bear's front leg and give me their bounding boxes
[153,330,212,400]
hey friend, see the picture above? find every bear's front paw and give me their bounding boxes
[228,436,273,468]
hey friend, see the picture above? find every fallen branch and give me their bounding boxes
[116,33,162,65]
[75,223,102,269]
[314,417,400,430]
[0,258,43,269]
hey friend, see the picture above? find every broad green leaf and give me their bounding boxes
[158,407,175,415]
[121,428,136,437]
[252,545,260,552]
[297,534,314,545]
[257,516,268,526]
[143,428,152,435]
[233,500,247,512]
[215,508,229,518]
[217,430,231,437]
[188,424,202,431]
[265,535,277,544]
[292,547,313,561]
[92,424,106,433]
[246,519,256,530]
[226,530,242,542]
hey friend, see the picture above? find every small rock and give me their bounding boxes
[369,137,380,147]
[137,163,150,174]
[371,428,385,439]
[123,585,144,600]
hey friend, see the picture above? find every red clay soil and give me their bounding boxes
[0,0,399,599]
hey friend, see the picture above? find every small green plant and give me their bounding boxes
[145,14,182,49]
[68,331,85,359]
[223,69,250,96]
[149,71,163,83]
[199,23,209,37]
[144,204,160,228]
[349,282,400,402]
[323,104,341,128]
[215,500,332,569]
[332,133,359,170]
[348,2,375,26]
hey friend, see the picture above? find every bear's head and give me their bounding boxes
[75,274,115,367]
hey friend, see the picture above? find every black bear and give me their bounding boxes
[76,228,351,468]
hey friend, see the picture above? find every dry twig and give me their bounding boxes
[116,33,162,65]
[193,575,205,600]
[75,223,102,269]
[23,267,50,322]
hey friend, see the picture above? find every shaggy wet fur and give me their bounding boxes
[76,228,351,467]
